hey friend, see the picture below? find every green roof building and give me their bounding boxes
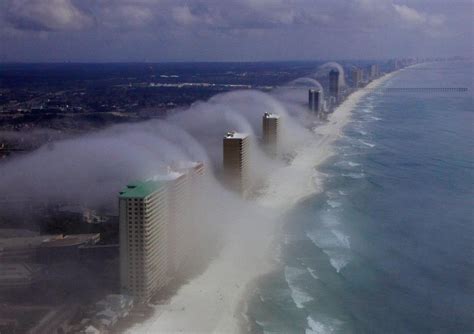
[119,179,169,303]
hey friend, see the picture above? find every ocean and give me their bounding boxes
[247,61,474,333]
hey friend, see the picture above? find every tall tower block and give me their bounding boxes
[163,172,188,275]
[370,64,380,79]
[172,161,205,253]
[262,112,280,155]
[351,68,363,88]
[329,69,340,101]
[223,131,250,195]
[308,89,321,113]
[119,180,168,303]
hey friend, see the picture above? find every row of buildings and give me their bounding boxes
[308,63,383,116]
[119,112,280,303]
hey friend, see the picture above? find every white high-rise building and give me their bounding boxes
[119,162,206,302]
[172,161,205,251]
[262,112,280,155]
[352,68,363,88]
[223,131,250,195]
[161,171,188,275]
[119,180,168,303]
[370,64,380,79]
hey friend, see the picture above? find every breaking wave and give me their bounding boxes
[284,266,314,309]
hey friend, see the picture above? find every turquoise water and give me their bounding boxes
[248,62,474,333]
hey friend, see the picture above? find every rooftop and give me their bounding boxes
[263,112,280,119]
[119,180,164,199]
[224,131,249,139]
[170,160,203,169]
[149,170,185,182]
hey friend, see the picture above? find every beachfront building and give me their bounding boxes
[161,171,189,275]
[119,180,168,303]
[262,112,280,155]
[370,64,380,79]
[308,89,321,113]
[351,68,363,88]
[223,131,250,195]
[329,69,340,101]
[172,161,205,251]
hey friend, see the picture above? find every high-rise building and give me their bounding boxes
[172,161,205,179]
[262,112,280,155]
[119,180,168,303]
[329,70,340,100]
[308,89,321,113]
[370,64,380,79]
[161,172,188,275]
[171,161,205,252]
[351,68,363,88]
[223,131,250,195]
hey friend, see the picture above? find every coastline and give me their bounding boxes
[125,70,401,334]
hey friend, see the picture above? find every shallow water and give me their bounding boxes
[247,61,474,333]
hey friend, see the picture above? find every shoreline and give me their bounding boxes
[125,70,402,334]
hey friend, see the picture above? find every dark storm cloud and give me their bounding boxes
[0,0,472,61]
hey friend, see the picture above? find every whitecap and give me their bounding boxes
[284,266,314,309]
[334,160,360,168]
[326,191,340,199]
[320,212,341,227]
[342,172,365,179]
[306,315,343,334]
[326,200,341,208]
[369,116,382,121]
[325,251,351,273]
[306,267,319,280]
[359,140,376,148]
[306,317,327,334]
[331,229,350,249]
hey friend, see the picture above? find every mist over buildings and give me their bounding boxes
[0,73,320,235]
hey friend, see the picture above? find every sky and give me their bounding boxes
[0,0,472,62]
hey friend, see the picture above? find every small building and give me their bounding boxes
[0,234,99,263]
[0,263,42,290]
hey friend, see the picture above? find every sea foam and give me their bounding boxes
[284,266,314,309]
[306,315,343,334]
[359,139,376,148]
[306,267,319,280]
[326,200,342,208]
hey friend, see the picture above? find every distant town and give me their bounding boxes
[0,56,462,334]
